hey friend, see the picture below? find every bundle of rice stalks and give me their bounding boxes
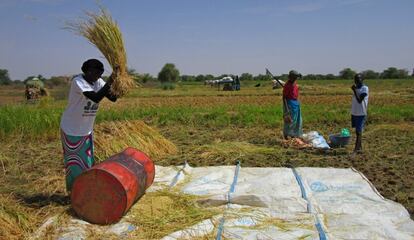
[94,120,178,161]
[66,6,135,97]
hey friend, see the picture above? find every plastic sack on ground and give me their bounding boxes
[302,131,330,149]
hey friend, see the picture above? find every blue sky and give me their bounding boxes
[1,0,413,80]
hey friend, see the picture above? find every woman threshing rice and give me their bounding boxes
[60,59,118,192]
[282,70,303,139]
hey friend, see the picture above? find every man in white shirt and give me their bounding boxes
[60,59,117,192]
[351,73,369,153]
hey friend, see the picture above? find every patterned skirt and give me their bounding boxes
[283,99,303,138]
[60,130,94,192]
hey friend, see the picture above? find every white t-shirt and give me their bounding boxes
[60,74,106,136]
[351,85,369,116]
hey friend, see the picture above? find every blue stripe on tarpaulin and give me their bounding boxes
[316,222,328,240]
[229,161,240,193]
[169,161,187,188]
[290,167,328,240]
[291,167,311,212]
[215,218,225,240]
[216,161,241,240]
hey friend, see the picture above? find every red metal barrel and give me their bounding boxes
[71,147,155,225]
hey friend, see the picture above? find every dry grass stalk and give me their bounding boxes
[127,189,220,239]
[0,194,33,240]
[94,120,178,161]
[66,6,135,97]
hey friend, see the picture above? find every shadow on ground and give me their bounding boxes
[15,193,70,208]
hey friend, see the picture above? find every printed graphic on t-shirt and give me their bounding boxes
[82,101,99,116]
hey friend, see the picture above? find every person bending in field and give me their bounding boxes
[281,70,303,139]
[351,73,369,153]
[60,59,118,193]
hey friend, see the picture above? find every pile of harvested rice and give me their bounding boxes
[94,120,178,161]
[66,6,135,97]
[127,189,220,239]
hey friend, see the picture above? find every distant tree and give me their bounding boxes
[397,69,409,78]
[240,73,253,81]
[339,68,356,79]
[315,74,326,80]
[279,74,289,80]
[133,73,155,84]
[380,67,397,79]
[127,68,140,83]
[181,75,195,82]
[195,74,205,82]
[303,74,317,80]
[13,80,24,85]
[302,74,334,80]
[127,68,156,84]
[362,70,379,79]
[205,74,215,80]
[158,63,180,83]
[254,74,271,81]
[127,68,137,75]
[325,74,337,80]
[141,73,155,83]
[45,76,70,87]
[380,67,408,79]
[0,69,12,85]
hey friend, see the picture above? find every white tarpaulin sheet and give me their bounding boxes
[153,164,414,240]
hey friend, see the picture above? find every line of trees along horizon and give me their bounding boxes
[0,65,413,86]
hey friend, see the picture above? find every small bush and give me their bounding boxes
[161,82,175,90]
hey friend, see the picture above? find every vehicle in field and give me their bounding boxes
[25,77,48,102]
